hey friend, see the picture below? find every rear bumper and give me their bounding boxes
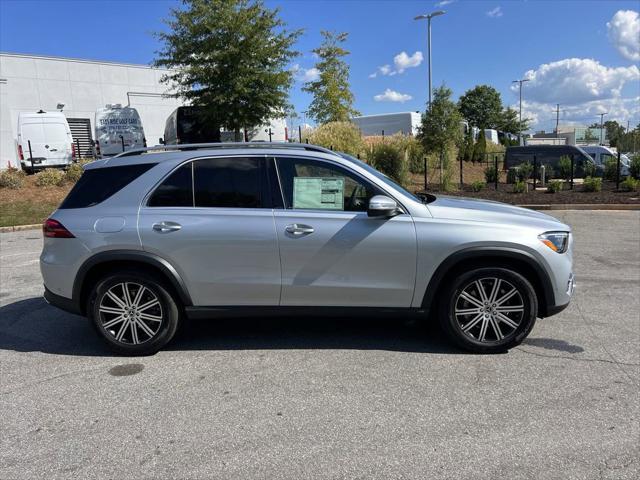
[43,286,82,316]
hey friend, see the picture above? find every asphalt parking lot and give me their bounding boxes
[0,210,638,480]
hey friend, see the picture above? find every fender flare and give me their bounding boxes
[72,250,193,310]
[420,246,556,315]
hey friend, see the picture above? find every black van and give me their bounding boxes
[163,106,221,145]
[504,145,596,177]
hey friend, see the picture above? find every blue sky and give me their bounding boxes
[1,0,639,131]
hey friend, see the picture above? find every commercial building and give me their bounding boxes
[351,112,421,137]
[0,52,183,169]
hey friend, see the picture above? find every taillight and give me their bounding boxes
[43,219,75,238]
[95,140,101,156]
[18,144,24,160]
[71,143,76,159]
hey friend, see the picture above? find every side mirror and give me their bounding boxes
[158,137,165,145]
[367,195,400,218]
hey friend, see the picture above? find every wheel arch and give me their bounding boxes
[73,250,193,315]
[421,247,556,318]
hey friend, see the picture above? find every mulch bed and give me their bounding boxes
[416,181,640,205]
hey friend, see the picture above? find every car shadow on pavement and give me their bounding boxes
[0,297,464,356]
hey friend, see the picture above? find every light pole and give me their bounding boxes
[414,10,446,110]
[512,78,530,144]
[598,112,608,145]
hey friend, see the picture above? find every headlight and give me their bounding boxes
[538,232,569,253]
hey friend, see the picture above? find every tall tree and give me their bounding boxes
[154,0,301,137]
[419,85,463,154]
[458,85,503,129]
[499,106,530,135]
[303,31,359,124]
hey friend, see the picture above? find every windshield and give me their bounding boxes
[337,152,424,202]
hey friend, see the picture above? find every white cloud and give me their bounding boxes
[512,58,639,105]
[486,6,503,18]
[607,10,640,61]
[435,0,454,7]
[374,89,413,103]
[292,64,320,82]
[394,51,424,73]
[369,51,422,78]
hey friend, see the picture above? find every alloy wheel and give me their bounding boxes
[454,277,525,343]
[98,282,163,345]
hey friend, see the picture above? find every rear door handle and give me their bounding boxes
[285,223,314,235]
[152,221,182,233]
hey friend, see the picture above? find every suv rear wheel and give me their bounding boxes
[438,267,538,353]
[88,271,181,355]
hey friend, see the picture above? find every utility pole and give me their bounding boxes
[598,112,608,145]
[512,79,530,145]
[414,10,446,110]
[554,104,560,134]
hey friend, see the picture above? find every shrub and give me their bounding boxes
[583,176,602,192]
[517,161,533,181]
[620,176,639,192]
[506,167,519,184]
[484,165,498,184]
[513,181,526,193]
[629,154,640,180]
[388,135,424,174]
[367,142,407,186]
[0,167,26,189]
[307,121,364,157]
[583,161,597,178]
[471,180,485,192]
[63,160,92,184]
[558,155,575,181]
[547,180,563,193]
[35,168,65,187]
[603,158,619,181]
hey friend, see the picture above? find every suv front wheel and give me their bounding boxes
[439,267,538,353]
[88,271,181,355]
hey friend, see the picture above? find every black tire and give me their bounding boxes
[87,270,181,355]
[438,267,538,353]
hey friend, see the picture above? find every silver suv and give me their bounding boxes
[40,143,575,355]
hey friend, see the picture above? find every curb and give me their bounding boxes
[0,223,42,233]
[1,204,638,233]
[517,204,640,211]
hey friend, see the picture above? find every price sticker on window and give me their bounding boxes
[293,177,344,210]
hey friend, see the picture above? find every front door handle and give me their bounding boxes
[285,223,314,236]
[152,221,182,233]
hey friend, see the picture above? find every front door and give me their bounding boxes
[139,156,281,306]
[272,156,417,307]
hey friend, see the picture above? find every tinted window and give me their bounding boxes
[194,157,262,208]
[59,163,156,209]
[148,163,193,207]
[276,157,380,212]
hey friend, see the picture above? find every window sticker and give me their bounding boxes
[293,177,344,210]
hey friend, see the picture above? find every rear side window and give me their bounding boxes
[59,163,156,209]
[194,157,262,208]
[148,163,193,207]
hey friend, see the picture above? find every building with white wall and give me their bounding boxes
[0,52,183,169]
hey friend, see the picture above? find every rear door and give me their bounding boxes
[138,156,281,307]
[19,119,48,163]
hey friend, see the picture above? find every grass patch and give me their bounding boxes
[0,200,60,227]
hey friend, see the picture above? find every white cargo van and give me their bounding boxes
[17,111,75,173]
[94,105,146,157]
[580,145,631,176]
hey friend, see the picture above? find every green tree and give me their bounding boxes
[419,85,463,154]
[462,127,474,161]
[472,130,486,162]
[303,31,359,124]
[154,0,301,138]
[499,106,529,135]
[458,85,503,129]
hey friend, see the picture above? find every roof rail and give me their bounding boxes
[116,142,335,158]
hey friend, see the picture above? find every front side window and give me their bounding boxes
[275,157,380,212]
